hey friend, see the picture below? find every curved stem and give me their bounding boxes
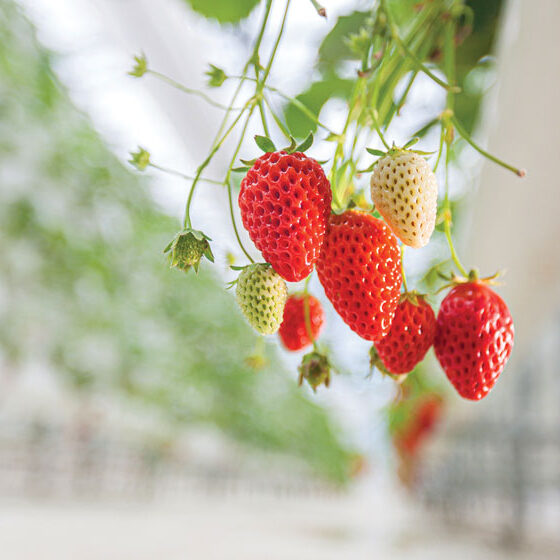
[302,275,317,350]
[224,109,257,262]
[212,0,273,146]
[147,70,233,110]
[400,245,408,292]
[263,95,292,139]
[149,163,222,185]
[229,76,338,135]
[260,0,292,87]
[443,145,468,277]
[451,116,525,177]
[257,99,270,137]
[370,109,390,150]
[184,102,251,228]
[227,179,254,263]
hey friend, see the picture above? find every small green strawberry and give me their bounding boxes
[370,150,437,248]
[235,263,287,335]
[164,229,214,273]
[298,351,331,391]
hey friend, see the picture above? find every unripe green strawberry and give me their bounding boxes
[370,150,437,248]
[235,263,287,335]
[164,229,214,273]
[298,351,331,392]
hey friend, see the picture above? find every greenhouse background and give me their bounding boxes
[0,0,559,557]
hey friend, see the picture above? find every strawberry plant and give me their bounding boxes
[129,0,523,404]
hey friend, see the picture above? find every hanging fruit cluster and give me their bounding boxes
[129,0,523,402]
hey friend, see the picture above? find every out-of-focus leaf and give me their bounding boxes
[318,11,370,71]
[284,77,353,138]
[182,0,260,23]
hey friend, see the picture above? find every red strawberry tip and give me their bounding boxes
[369,346,408,384]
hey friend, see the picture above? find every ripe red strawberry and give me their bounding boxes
[279,293,324,351]
[239,151,332,282]
[434,281,514,401]
[373,294,436,374]
[316,210,401,341]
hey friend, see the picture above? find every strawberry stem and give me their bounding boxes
[401,245,409,293]
[303,275,318,350]
[451,116,525,177]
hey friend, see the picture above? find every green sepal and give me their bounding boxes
[231,166,251,173]
[403,137,420,149]
[295,132,314,153]
[205,64,227,88]
[298,351,331,392]
[129,147,150,171]
[128,53,147,78]
[366,147,386,157]
[240,158,257,167]
[163,228,213,274]
[254,135,276,153]
[282,136,298,154]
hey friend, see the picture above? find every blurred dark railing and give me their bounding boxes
[0,422,338,503]
[417,324,560,549]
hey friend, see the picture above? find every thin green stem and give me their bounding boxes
[184,102,251,228]
[147,70,233,111]
[400,245,408,292]
[370,109,390,150]
[212,0,273,145]
[433,124,445,172]
[263,95,292,139]
[227,179,254,263]
[443,144,468,277]
[224,108,257,262]
[229,76,337,135]
[302,275,317,350]
[148,163,222,186]
[451,116,525,177]
[257,99,270,137]
[260,0,292,87]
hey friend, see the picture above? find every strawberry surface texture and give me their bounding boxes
[371,151,437,248]
[279,294,324,351]
[434,282,514,400]
[239,151,332,282]
[375,295,436,374]
[316,210,401,341]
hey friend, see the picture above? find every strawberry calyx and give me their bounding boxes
[298,350,331,392]
[164,228,214,274]
[436,268,503,292]
[399,290,428,307]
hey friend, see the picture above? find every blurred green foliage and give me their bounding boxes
[182,0,260,23]
[0,1,353,483]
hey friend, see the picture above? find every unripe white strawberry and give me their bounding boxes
[235,264,287,335]
[370,151,437,248]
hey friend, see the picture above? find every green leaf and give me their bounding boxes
[318,11,370,71]
[239,158,256,166]
[254,135,276,153]
[182,0,260,23]
[366,148,386,157]
[404,137,419,149]
[295,132,313,153]
[284,77,353,138]
[231,166,250,173]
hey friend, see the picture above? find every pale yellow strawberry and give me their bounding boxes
[370,151,437,248]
